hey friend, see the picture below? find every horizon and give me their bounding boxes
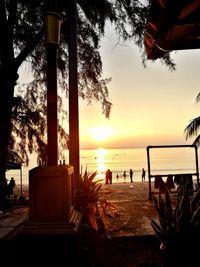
[79,142,193,150]
[8,146,199,187]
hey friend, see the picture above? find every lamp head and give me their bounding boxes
[43,12,62,45]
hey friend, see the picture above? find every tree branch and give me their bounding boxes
[15,28,44,69]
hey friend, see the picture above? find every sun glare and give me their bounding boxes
[96,148,106,176]
[91,126,112,142]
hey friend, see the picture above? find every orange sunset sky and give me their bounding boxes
[79,25,200,148]
[19,24,200,149]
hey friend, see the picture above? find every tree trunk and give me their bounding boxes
[0,65,17,180]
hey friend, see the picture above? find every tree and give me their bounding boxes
[9,92,69,166]
[0,0,110,179]
[0,0,44,179]
[0,0,175,182]
[184,92,200,146]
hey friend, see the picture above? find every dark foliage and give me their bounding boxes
[0,0,176,169]
[151,188,200,267]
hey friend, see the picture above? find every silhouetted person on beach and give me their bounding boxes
[129,169,133,183]
[123,171,126,182]
[109,170,112,184]
[142,168,146,182]
[8,177,16,195]
[105,169,112,184]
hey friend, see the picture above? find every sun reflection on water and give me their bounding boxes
[96,148,106,180]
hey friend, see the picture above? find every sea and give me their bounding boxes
[6,146,199,186]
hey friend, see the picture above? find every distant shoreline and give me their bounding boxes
[7,147,198,186]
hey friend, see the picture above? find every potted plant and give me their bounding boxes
[75,169,118,232]
[75,169,118,265]
[151,187,200,267]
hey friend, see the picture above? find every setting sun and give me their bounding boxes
[91,126,112,142]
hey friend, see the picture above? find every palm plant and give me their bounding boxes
[184,92,200,146]
[151,188,200,267]
[75,169,118,232]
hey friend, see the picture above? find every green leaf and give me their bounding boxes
[176,193,191,231]
[191,187,200,213]
[151,219,163,240]
[191,205,200,226]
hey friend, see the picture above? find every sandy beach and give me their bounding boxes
[1,181,162,267]
[102,181,157,237]
[13,184,29,197]
[12,181,157,237]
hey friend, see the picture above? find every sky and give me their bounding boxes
[79,25,200,149]
[18,25,200,150]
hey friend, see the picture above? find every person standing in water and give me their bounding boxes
[129,169,133,183]
[142,168,146,182]
[123,171,127,182]
[105,169,112,184]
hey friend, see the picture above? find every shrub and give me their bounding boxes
[75,169,118,232]
[151,188,200,267]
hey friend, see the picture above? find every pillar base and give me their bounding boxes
[15,210,82,266]
[23,165,83,265]
[29,165,74,224]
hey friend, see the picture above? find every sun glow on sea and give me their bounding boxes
[96,148,106,180]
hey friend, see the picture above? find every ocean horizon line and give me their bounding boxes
[80,146,146,149]
[79,143,192,150]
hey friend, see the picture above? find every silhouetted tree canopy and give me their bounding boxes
[0,0,175,176]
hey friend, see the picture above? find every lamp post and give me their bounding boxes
[69,0,80,190]
[27,9,81,265]
[29,12,78,225]
[43,12,62,166]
